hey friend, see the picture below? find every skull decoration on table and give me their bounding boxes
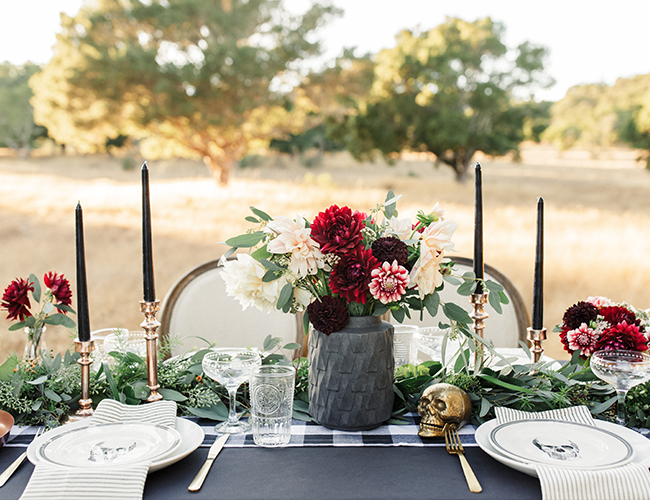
[417,383,472,437]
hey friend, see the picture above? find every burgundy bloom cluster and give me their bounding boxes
[310,205,365,256]
[1,272,73,322]
[307,296,349,335]
[558,298,648,357]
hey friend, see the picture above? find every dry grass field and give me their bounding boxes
[1,143,649,362]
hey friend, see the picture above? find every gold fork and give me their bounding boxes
[445,427,482,493]
[0,428,43,488]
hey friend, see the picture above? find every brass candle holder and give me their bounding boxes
[527,326,547,364]
[140,299,163,402]
[470,292,489,366]
[73,339,95,419]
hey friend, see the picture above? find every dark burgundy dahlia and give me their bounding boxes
[562,301,598,330]
[371,237,409,266]
[307,296,349,335]
[1,277,34,321]
[594,321,648,352]
[44,272,73,313]
[329,247,379,305]
[310,205,365,256]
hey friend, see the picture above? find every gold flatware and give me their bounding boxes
[188,433,229,492]
[445,427,482,493]
[0,428,43,488]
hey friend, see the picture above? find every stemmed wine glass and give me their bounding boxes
[591,350,650,426]
[202,348,262,434]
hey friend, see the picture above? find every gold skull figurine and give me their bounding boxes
[417,383,472,437]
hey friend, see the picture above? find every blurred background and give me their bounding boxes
[1,0,649,361]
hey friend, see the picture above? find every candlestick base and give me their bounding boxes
[70,339,95,421]
[140,300,163,403]
[470,292,489,366]
[527,327,547,364]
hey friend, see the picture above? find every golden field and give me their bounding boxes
[0,143,649,362]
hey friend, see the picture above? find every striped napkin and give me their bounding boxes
[494,406,650,500]
[20,400,178,500]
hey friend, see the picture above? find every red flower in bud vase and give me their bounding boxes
[1,277,34,321]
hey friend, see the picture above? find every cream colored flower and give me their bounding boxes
[293,286,312,310]
[387,216,413,240]
[265,216,324,278]
[221,254,288,312]
[409,218,458,298]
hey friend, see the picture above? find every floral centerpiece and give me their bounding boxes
[219,192,503,430]
[220,192,467,332]
[556,296,650,358]
[1,272,76,360]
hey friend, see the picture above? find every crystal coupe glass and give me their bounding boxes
[202,348,262,434]
[591,350,650,425]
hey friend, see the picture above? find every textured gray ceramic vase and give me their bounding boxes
[308,316,395,431]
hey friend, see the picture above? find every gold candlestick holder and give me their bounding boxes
[73,339,95,419]
[470,292,489,366]
[527,327,547,364]
[140,300,163,402]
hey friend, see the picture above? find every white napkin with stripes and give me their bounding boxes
[495,406,650,500]
[20,400,178,500]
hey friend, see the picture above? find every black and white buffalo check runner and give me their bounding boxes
[6,413,478,449]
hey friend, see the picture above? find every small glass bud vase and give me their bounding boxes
[24,325,47,363]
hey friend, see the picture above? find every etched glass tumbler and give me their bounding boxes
[249,365,295,447]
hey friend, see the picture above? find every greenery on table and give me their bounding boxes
[1,331,648,429]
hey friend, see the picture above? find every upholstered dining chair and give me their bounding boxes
[401,256,529,347]
[159,259,305,357]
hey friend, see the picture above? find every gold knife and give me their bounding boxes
[188,433,230,492]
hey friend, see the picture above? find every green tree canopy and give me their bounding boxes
[0,62,46,153]
[330,17,553,182]
[30,0,340,183]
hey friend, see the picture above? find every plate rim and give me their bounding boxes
[489,419,635,470]
[28,417,202,472]
[477,418,649,477]
[34,421,182,468]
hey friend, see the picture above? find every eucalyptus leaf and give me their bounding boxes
[488,291,503,314]
[158,388,188,402]
[276,283,294,311]
[223,247,237,259]
[592,395,617,414]
[283,342,301,350]
[43,313,76,328]
[251,245,271,261]
[250,206,272,221]
[32,400,42,411]
[54,303,76,314]
[485,279,504,293]
[225,232,265,248]
[262,270,280,282]
[479,397,492,417]
[443,275,462,286]
[245,216,260,223]
[423,293,439,317]
[263,335,274,351]
[8,321,26,331]
[498,291,509,305]
[260,259,282,271]
[27,375,48,385]
[456,280,477,296]
[29,273,41,304]
[43,302,54,314]
[442,302,472,324]
[44,389,62,402]
[391,307,405,323]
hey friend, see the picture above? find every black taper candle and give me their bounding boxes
[473,162,484,294]
[532,197,544,329]
[142,162,156,302]
[75,202,91,342]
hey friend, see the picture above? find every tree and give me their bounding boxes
[331,17,553,182]
[0,62,47,154]
[30,0,340,183]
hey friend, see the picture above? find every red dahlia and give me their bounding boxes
[307,296,349,335]
[600,306,641,330]
[329,247,379,304]
[44,272,73,313]
[594,321,648,352]
[310,205,365,256]
[1,277,34,321]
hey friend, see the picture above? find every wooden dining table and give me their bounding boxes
[0,419,542,500]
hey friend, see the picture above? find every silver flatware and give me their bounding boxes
[188,433,229,492]
[0,428,43,488]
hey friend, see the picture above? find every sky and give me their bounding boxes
[1,0,649,102]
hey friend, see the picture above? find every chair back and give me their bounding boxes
[160,259,301,356]
[403,257,529,347]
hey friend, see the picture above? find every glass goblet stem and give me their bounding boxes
[226,386,239,426]
[616,389,628,426]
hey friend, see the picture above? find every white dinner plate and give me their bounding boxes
[476,418,650,477]
[28,417,204,473]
